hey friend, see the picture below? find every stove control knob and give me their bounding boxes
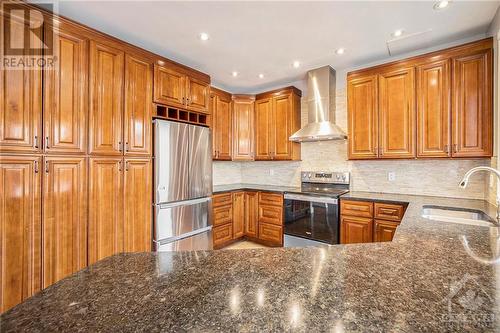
[308,173,312,178]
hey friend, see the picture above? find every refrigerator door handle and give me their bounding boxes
[154,226,212,246]
[156,197,211,209]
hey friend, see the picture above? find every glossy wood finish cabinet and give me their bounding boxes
[0,13,42,153]
[186,77,210,113]
[340,199,406,244]
[42,156,87,288]
[124,54,153,156]
[244,192,258,238]
[254,98,273,160]
[232,96,255,161]
[123,158,152,252]
[212,192,234,248]
[347,38,492,160]
[88,158,124,264]
[347,75,378,159]
[44,22,88,154]
[232,192,245,239]
[89,41,124,155]
[0,156,41,313]
[211,88,232,160]
[257,192,283,246]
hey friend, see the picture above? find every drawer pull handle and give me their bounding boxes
[380,208,397,214]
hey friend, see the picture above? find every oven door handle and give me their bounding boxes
[284,193,338,205]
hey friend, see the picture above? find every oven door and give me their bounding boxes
[283,193,339,245]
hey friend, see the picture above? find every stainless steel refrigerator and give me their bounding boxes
[153,119,213,251]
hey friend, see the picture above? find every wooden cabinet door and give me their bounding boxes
[244,191,258,238]
[153,64,186,108]
[379,68,416,158]
[42,156,87,288]
[214,95,232,160]
[340,216,373,244]
[232,97,254,160]
[0,156,41,313]
[186,77,209,113]
[44,23,88,154]
[272,94,292,160]
[0,13,42,153]
[232,192,244,239]
[210,94,217,158]
[347,76,378,159]
[89,41,124,155]
[124,158,152,252]
[124,54,152,156]
[254,98,272,160]
[374,220,399,242]
[88,158,124,264]
[452,49,492,157]
[416,60,451,157]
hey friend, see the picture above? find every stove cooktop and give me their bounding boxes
[285,187,349,198]
[284,171,350,198]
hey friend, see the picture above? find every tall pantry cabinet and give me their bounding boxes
[0,7,152,313]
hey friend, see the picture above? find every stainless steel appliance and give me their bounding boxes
[153,119,213,251]
[283,171,349,247]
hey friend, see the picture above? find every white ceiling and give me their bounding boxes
[41,1,500,93]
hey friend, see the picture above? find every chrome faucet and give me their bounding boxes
[459,166,500,219]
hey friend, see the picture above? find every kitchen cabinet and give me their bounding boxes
[232,96,255,160]
[154,63,210,113]
[89,40,124,155]
[0,13,42,153]
[88,157,124,264]
[416,59,451,157]
[211,88,232,160]
[257,192,283,246]
[452,48,492,157]
[379,67,415,158]
[44,22,88,154]
[42,156,87,288]
[212,192,234,248]
[232,192,245,238]
[244,192,258,238]
[255,87,301,161]
[124,54,153,156]
[347,75,378,159]
[340,199,406,244]
[0,156,41,313]
[347,38,493,160]
[124,158,152,252]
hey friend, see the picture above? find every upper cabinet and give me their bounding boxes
[347,38,493,160]
[232,95,255,161]
[254,98,273,160]
[211,88,233,160]
[154,62,210,113]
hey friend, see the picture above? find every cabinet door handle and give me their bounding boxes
[34,135,39,149]
[118,160,122,171]
[125,161,129,171]
[453,144,458,153]
[34,160,39,173]
[444,145,449,154]
[186,97,190,105]
[45,160,49,173]
[45,136,49,149]
[125,142,129,152]
[118,141,122,152]
[182,97,186,105]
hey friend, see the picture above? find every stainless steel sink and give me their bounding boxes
[421,206,496,227]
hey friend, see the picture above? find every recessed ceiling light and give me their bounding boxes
[258,73,264,79]
[198,32,209,41]
[392,29,404,37]
[232,71,238,77]
[335,48,345,55]
[292,61,300,68]
[434,0,450,10]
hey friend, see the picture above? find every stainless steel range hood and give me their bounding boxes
[289,66,347,142]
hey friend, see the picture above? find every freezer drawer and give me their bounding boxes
[157,229,213,252]
[155,197,212,242]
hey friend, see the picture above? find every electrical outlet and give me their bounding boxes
[388,172,396,181]
[490,174,495,188]
[269,169,275,176]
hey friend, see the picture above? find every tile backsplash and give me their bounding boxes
[213,88,491,200]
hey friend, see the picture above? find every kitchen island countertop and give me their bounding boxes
[2,193,500,332]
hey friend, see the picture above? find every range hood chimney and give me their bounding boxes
[289,66,347,142]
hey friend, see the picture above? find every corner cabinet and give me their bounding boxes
[232,95,255,161]
[211,88,233,160]
[347,37,493,160]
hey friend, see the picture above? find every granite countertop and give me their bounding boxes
[2,193,500,332]
[213,183,301,194]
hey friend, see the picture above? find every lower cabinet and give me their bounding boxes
[212,190,283,248]
[340,199,406,244]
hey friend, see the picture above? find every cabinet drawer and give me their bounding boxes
[374,203,405,221]
[258,192,283,207]
[258,223,282,246]
[258,204,283,226]
[213,224,233,247]
[213,205,232,226]
[213,193,232,207]
[340,200,373,218]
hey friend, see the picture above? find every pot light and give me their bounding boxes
[434,0,450,10]
[198,32,209,41]
[258,73,264,79]
[392,29,404,37]
[335,48,345,55]
[292,61,300,68]
[232,71,238,77]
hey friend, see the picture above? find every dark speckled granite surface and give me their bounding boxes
[213,183,300,194]
[2,193,500,332]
